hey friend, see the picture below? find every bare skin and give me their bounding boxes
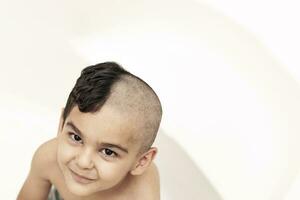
[17,138,160,200]
[17,106,160,200]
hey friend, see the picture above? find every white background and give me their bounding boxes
[1,0,300,200]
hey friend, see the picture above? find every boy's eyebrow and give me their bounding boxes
[100,142,128,153]
[66,121,83,136]
[66,121,129,153]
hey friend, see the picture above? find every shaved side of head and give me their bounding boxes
[106,75,162,155]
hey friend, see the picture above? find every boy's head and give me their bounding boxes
[56,62,162,196]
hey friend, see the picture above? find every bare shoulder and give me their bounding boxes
[134,162,160,200]
[31,138,58,180]
[17,138,58,200]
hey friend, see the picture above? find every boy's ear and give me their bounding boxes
[57,107,65,136]
[130,147,158,176]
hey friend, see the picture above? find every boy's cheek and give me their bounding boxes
[96,161,131,180]
[57,143,76,164]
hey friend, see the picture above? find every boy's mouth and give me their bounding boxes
[69,168,97,184]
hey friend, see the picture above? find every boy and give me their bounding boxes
[17,62,162,200]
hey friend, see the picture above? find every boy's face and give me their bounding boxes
[56,105,143,197]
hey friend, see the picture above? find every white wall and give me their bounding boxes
[1,0,300,200]
[199,0,300,85]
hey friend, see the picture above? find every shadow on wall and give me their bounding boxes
[154,130,223,200]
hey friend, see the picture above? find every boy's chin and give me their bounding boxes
[65,177,117,197]
[66,181,100,197]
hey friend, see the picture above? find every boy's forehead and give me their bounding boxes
[66,105,141,145]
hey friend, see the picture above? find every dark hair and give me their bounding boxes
[62,62,132,126]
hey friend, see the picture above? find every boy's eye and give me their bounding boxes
[101,148,117,157]
[69,132,82,143]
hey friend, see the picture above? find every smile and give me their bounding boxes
[69,169,96,184]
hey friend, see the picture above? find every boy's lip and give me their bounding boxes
[69,168,97,184]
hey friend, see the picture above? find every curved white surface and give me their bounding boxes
[154,131,222,200]
[1,0,300,200]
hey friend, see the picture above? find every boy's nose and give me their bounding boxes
[76,147,94,169]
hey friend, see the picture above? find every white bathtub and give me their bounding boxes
[154,131,222,200]
[1,0,300,200]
